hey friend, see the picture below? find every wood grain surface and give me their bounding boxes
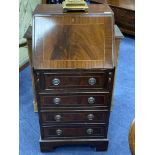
[42,124,107,139]
[90,0,135,35]
[41,110,109,124]
[33,4,114,69]
[30,4,118,152]
[39,93,111,107]
[33,4,113,14]
[107,0,135,11]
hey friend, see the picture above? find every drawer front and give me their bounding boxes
[42,125,107,139]
[39,94,111,108]
[40,110,109,124]
[44,74,107,89]
[36,71,114,91]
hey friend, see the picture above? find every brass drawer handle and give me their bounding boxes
[87,114,94,121]
[108,77,112,83]
[54,114,62,122]
[53,97,61,105]
[37,78,39,83]
[88,78,96,85]
[87,128,93,135]
[52,78,60,86]
[109,72,112,76]
[88,97,95,104]
[56,129,62,136]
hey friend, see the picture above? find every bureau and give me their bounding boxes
[32,4,117,152]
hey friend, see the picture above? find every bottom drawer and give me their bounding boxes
[42,124,108,139]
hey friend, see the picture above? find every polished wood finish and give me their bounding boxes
[26,4,123,151]
[32,4,115,152]
[34,4,113,13]
[109,4,135,35]
[24,25,123,112]
[40,110,109,124]
[40,138,109,152]
[42,124,108,139]
[35,70,113,91]
[107,0,134,11]
[107,0,135,35]
[39,93,111,107]
[90,0,135,35]
[42,0,134,35]
[33,4,115,69]
[129,119,135,155]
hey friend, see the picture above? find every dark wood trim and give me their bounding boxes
[40,138,109,152]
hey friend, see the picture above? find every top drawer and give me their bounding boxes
[35,70,114,91]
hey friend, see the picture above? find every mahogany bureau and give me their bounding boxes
[32,4,117,152]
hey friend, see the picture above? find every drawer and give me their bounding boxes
[40,110,109,124]
[39,93,111,108]
[42,124,107,139]
[35,71,114,91]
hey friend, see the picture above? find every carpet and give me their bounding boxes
[19,36,135,155]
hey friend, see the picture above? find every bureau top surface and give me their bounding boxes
[33,4,115,69]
